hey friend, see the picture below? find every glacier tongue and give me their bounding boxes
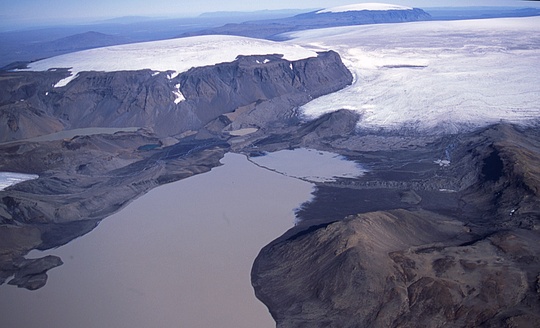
[288,17,540,133]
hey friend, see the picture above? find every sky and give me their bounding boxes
[1,0,540,27]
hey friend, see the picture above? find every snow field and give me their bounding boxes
[25,35,318,87]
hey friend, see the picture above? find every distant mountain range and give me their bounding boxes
[0,31,132,70]
[180,6,431,40]
[31,31,129,54]
[198,9,313,19]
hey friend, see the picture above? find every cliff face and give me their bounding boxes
[0,51,352,143]
[252,124,540,328]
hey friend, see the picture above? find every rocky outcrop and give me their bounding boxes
[178,52,352,126]
[7,255,63,290]
[0,51,352,143]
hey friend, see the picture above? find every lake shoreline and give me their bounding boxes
[1,153,314,328]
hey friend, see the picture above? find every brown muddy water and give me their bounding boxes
[0,149,365,328]
[0,153,313,328]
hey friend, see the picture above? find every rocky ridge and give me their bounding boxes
[0,51,351,143]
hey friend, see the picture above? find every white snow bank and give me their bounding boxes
[25,35,318,87]
[285,16,540,133]
[173,83,185,104]
[317,3,412,14]
[0,172,39,191]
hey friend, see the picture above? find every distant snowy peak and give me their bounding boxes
[317,3,413,14]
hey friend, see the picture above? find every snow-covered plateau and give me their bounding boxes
[25,35,317,87]
[317,3,413,14]
[287,16,540,133]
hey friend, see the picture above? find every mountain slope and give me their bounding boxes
[252,123,540,328]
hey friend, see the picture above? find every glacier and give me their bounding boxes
[287,17,540,133]
[25,35,318,87]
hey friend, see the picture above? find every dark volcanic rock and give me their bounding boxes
[175,51,352,130]
[253,211,539,328]
[0,134,229,226]
[459,124,540,228]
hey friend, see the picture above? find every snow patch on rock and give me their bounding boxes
[434,159,451,167]
[173,83,185,104]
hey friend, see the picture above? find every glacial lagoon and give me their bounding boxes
[0,150,363,328]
